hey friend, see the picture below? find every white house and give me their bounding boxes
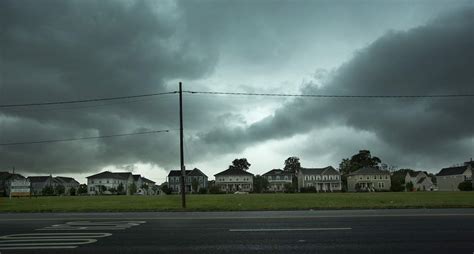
[436,161,472,191]
[214,168,254,193]
[262,169,293,192]
[86,171,134,195]
[297,166,342,192]
[404,171,435,191]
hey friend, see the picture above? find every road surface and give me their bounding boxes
[0,209,473,253]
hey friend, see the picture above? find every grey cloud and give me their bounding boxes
[199,8,474,169]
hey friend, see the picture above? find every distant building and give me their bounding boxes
[297,166,342,192]
[436,162,472,191]
[86,171,134,195]
[405,171,435,191]
[262,169,292,192]
[346,167,391,192]
[214,168,254,193]
[54,176,80,195]
[140,177,157,195]
[28,175,56,195]
[0,172,29,197]
[168,168,208,193]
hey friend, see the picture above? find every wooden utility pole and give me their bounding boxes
[179,82,186,208]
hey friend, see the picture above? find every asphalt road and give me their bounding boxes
[0,209,473,253]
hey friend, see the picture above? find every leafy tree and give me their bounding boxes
[191,178,199,193]
[339,150,382,175]
[42,185,54,196]
[99,185,107,194]
[160,183,171,195]
[69,187,76,196]
[129,183,137,195]
[253,175,269,193]
[458,181,473,191]
[284,156,301,174]
[117,183,125,195]
[54,185,65,196]
[77,184,88,195]
[405,182,414,192]
[108,187,117,194]
[390,169,415,192]
[230,158,251,171]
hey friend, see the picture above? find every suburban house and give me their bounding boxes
[54,176,80,195]
[168,168,208,193]
[28,175,57,195]
[140,177,157,195]
[405,171,435,191]
[214,168,254,193]
[0,172,30,197]
[346,167,391,192]
[262,169,293,192]
[297,166,342,192]
[436,161,472,191]
[87,171,134,195]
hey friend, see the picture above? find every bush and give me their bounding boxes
[198,188,208,194]
[283,183,296,193]
[42,186,54,196]
[209,185,224,194]
[458,181,472,191]
[300,186,317,193]
[69,187,76,196]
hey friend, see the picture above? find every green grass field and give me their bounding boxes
[0,192,473,212]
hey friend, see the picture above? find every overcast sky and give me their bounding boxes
[1,0,473,184]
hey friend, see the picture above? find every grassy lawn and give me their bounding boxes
[0,192,473,212]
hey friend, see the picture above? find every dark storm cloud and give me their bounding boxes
[0,0,218,173]
[199,8,474,168]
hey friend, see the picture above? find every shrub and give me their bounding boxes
[458,181,472,191]
[198,188,208,194]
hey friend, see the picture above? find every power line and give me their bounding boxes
[0,129,173,146]
[0,91,178,109]
[183,90,474,98]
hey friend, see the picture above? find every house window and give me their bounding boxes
[323,176,327,180]
[276,176,280,180]
[366,176,370,180]
[316,175,321,180]
[99,180,102,184]
[107,180,109,184]
[284,176,288,180]
[385,176,388,179]
[305,176,309,180]
[91,180,94,184]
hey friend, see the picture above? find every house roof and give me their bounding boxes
[348,167,390,176]
[168,170,192,177]
[133,175,141,181]
[262,169,292,176]
[27,176,52,183]
[417,177,427,184]
[299,166,339,175]
[141,177,155,184]
[436,166,468,176]
[86,171,132,180]
[214,167,254,177]
[187,168,208,177]
[0,173,25,181]
[55,176,79,184]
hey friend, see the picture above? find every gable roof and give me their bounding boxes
[168,170,192,177]
[27,176,52,183]
[348,167,390,176]
[262,169,292,176]
[417,177,428,184]
[214,167,254,177]
[141,177,155,184]
[86,171,132,180]
[133,175,141,181]
[436,166,468,176]
[187,168,208,177]
[55,176,79,184]
[0,173,26,181]
[299,166,339,175]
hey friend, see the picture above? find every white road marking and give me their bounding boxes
[0,221,146,250]
[229,227,352,232]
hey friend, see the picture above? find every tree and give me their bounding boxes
[191,178,199,193]
[160,183,171,195]
[390,169,415,192]
[253,175,269,193]
[42,185,54,196]
[405,182,414,192]
[129,183,137,195]
[54,185,65,196]
[339,150,382,175]
[99,185,107,194]
[69,187,76,196]
[458,181,473,191]
[283,183,296,193]
[117,183,125,195]
[284,157,301,174]
[231,158,251,171]
[77,184,88,195]
[151,185,160,195]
